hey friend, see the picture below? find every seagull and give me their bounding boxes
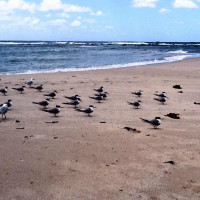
[132,90,143,97]
[44,90,57,98]
[26,78,35,87]
[63,98,81,108]
[0,103,8,119]
[95,92,108,99]
[32,98,50,109]
[94,86,103,93]
[127,100,141,109]
[12,86,26,94]
[76,105,96,116]
[42,105,61,117]
[140,117,161,129]
[154,92,167,98]
[154,97,166,104]
[33,84,43,92]
[0,87,8,95]
[64,95,81,100]
[89,95,104,103]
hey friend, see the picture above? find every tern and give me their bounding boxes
[2,99,12,108]
[154,97,166,104]
[64,95,81,100]
[12,86,26,94]
[140,117,161,129]
[33,84,43,92]
[132,90,143,97]
[42,105,61,117]
[94,86,103,93]
[76,105,96,116]
[89,95,104,103]
[32,98,50,108]
[154,92,167,98]
[0,87,8,95]
[44,90,57,98]
[0,103,8,119]
[25,78,35,87]
[63,98,81,108]
[95,92,108,99]
[127,100,141,109]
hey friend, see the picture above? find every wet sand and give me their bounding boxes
[0,58,200,200]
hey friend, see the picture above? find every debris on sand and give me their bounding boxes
[173,85,182,89]
[123,127,141,133]
[164,113,180,119]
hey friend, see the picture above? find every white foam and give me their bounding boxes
[164,55,191,62]
[167,50,188,54]
[0,42,47,45]
[116,42,149,45]
[56,42,67,45]
[4,53,195,75]
[69,42,87,45]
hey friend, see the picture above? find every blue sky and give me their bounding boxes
[0,0,200,41]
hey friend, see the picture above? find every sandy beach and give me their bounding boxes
[0,58,200,200]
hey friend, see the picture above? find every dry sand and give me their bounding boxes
[0,58,200,200]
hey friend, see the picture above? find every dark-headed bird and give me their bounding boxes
[63,98,81,108]
[42,105,61,117]
[140,117,161,129]
[94,86,103,93]
[89,95,104,103]
[127,100,141,109]
[32,98,50,109]
[76,105,96,116]
[12,86,26,94]
[0,87,8,96]
[3,99,12,108]
[44,90,57,98]
[154,97,166,104]
[33,84,43,92]
[154,92,167,98]
[132,90,143,97]
[95,92,108,99]
[64,94,81,101]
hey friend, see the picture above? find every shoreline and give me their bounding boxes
[1,56,200,76]
[0,58,200,200]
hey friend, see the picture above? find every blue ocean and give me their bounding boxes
[0,41,200,75]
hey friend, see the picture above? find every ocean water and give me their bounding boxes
[0,41,200,75]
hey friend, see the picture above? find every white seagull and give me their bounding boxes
[26,78,35,87]
[0,103,9,119]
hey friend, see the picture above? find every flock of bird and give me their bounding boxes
[0,77,170,129]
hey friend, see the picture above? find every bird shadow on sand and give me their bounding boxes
[0,118,12,123]
[148,127,162,130]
